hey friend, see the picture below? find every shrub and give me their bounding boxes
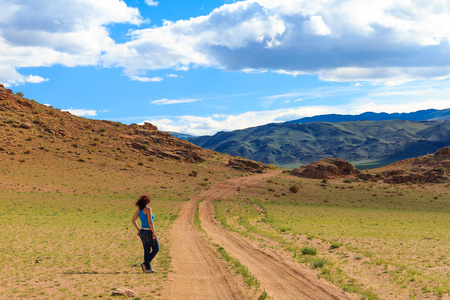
[343,179,352,183]
[330,243,341,249]
[301,246,317,255]
[258,291,268,300]
[289,184,299,193]
[16,91,24,97]
[436,166,446,174]
[321,179,328,184]
[312,258,327,268]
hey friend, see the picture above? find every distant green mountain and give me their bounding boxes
[189,120,450,169]
[287,108,450,124]
[168,131,197,140]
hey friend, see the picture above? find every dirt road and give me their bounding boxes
[163,171,352,299]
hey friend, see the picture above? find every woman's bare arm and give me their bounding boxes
[145,207,156,239]
[131,209,140,235]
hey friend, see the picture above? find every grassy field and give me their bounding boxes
[0,190,184,299]
[0,150,245,299]
[213,174,450,299]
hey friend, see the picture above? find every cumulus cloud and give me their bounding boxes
[0,0,142,85]
[25,75,49,84]
[0,66,49,86]
[129,75,163,82]
[151,98,202,105]
[2,0,450,86]
[62,108,97,117]
[145,0,159,6]
[102,0,450,84]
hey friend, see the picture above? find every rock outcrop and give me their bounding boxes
[111,287,137,297]
[379,146,449,183]
[227,158,269,173]
[290,158,359,179]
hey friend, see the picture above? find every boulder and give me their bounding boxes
[227,158,268,173]
[290,158,358,179]
[111,287,137,297]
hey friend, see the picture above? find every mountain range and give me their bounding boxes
[189,109,450,169]
[287,109,450,123]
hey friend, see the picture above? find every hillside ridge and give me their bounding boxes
[189,119,450,168]
[0,84,212,165]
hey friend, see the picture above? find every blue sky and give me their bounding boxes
[1,0,450,136]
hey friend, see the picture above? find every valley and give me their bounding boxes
[0,85,449,299]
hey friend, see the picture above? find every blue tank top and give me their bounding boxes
[139,207,154,228]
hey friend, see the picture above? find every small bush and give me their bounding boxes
[343,179,352,183]
[330,243,341,249]
[301,246,317,255]
[289,184,299,193]
[312,258,327,268]
[258,291,268,300]
[16,91,24,97]
[436,166,446,174]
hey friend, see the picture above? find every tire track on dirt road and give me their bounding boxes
[198,171,353,300]
[162,193,247,300]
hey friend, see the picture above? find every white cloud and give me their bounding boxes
[102,0,450,84]
[62,108,97,117]
[0,0,143,85]
[25,75,49,84]
[2,0,450,86]
[129,75,163,82]
[304,15,331,36]
[145,0,159,6]
[0,66,49,86]
[151,98,202,105]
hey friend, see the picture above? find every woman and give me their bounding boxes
[132,194,159,273]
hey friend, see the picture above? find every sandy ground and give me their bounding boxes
[162,171,353,299]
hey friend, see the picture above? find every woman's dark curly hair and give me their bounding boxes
[135,195,151,210]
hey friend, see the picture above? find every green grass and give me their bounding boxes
[213,174,450,299]
[301,246,317,255]
[215,244,261,290]
[0,190,182,299]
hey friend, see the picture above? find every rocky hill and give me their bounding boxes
[189,120,450,169]
[375,146,450,184]
[0,84,222,172]
[287,147,449,183]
